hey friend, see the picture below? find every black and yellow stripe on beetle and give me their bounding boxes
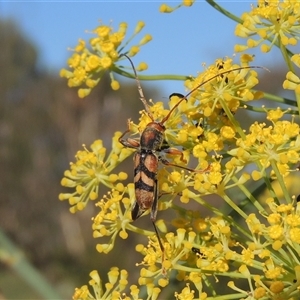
[132,150,158,221]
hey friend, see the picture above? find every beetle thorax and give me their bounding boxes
[140,122,165,151]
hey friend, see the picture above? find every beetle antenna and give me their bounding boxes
[121,54,154,121]
[160,65,267,124]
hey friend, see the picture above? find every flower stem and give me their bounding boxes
[222,193,248,219]
[261,91,297,106]
[243,104,298,115]
[0,228,61,299]
[205,0,242,24]
[232,176,266,213]
[113,66,190,82]
[270,160,293,204]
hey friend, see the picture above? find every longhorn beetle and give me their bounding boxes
[119,54,263,260]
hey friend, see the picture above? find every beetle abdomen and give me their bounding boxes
[132,151,158,219]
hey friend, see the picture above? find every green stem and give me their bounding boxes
[286,243,300,266]
[295,92,300,115]
[270,160,293,204]
[271,245,295,273]
[242,104,298,115]
[0,228,61,299]
[126,223,155,236]
[262,91,297,106]
[226,179,268,221]
[188,193,252,240]
[232,176,266,213]
[254,161,278,203]
[222,193,248,219]
[113,66,190,82]
[280,41,295,73]
[176,193,223,218]
[219,98,245,138]
[205,0,242,24]
[174,264,249,278]
[205,294,250,300]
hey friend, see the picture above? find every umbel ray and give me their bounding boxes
[118,54,263,259]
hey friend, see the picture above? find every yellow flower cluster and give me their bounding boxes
[234,0,300,53]
[228,110,299,179]
[60,21,152,97]
[122,206,300,299]
[184,56,261,120]
[227,197,300,298]
[93,184,136,254]
[73,268,161,300]
[59,133,133,213]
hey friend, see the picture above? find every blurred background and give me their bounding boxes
[0,1,290,299]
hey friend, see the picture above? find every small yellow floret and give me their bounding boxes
[268,224,283,239]
[169,171,182,183]
[100,56,112,68]
[158,278,169,287]
[135,21,145,34]
[254,287,266,299]
[87,55,101,70]
[119,230,128,239]
[291,54,300,68]
[269,281,284,294]
[136,62,148,71]
[220,126,235,139]
[86,79,98,88]
[290,228,300,243]
[95,25,111,37]
[159,4,173,13]
[118,22,128,33]
[111,80,120,90]
[109,174,118,183]
[234,44,248,52]
[261,44,270,53]
[100,41,114,53]
[139,34,152,45]
[78,88,91,99]
[183,0,194,7]
[60,68,73,78]
[252,170,262,181]
[272,240,282,250]
[89,191,98,200]
[128,46,140,56]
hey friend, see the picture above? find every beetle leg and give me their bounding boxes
[159,156,210,174]
[119,119,140,149]
[162,147,186,163]
[160,147,211,173]
[131,200,144,221]
[119,137,140,149]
